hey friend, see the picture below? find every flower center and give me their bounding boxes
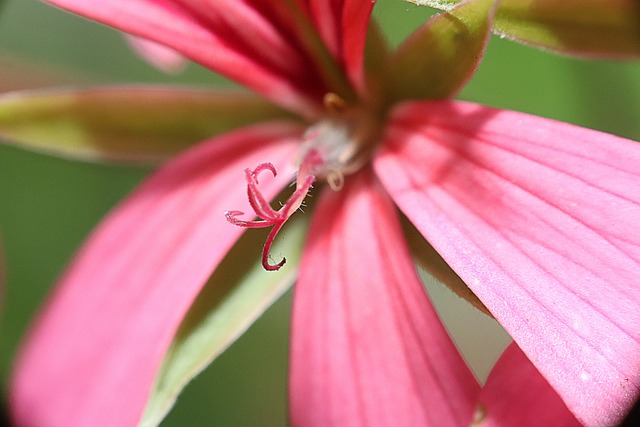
[225,93,383,270]
[298,94,381,190]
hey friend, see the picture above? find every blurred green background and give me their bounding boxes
[0,0,639,425]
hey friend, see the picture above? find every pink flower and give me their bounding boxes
[9,0,640,426]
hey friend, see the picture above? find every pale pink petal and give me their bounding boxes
[476,343,581,427]
[374,100,640,427]
[308,0,375,92]
[10,121,302,427]
[289,168,479,427]
[44,0,322,116]
[126,36,187,73]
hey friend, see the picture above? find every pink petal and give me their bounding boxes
[126,36,187,73]
[289,168,479,427]
[308,0,375,92]
[10,121,301,426]
[374,100,640,427]
[44,0,322,116]
[476,343,581,427]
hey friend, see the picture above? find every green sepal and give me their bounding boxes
[364,19,392,104]
[385,0,496,103]
[0,86,294,164]
[411,0,640,58]
[139,215,308,427]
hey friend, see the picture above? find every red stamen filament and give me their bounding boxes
[225,150,321,271]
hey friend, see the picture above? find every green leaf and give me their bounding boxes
[0,86,294,164]
[410,0,640,58]
[139,215,308,427]
[385,0,496,102]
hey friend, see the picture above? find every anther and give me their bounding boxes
[323,92,347,111]
[327,170,344,191]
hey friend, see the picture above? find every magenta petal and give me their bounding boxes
[476,343,581,427]
[289,169,479,427]
[308,0,375,92]
[374,100,640,426]
[44,0,319,115]
[10,122,301,426]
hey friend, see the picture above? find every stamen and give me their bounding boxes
[327,170,344,191]
[225,151,321,271]
[323,92,347,111]
[471,404,488,425]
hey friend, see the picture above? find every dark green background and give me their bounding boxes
[0,0,638,425]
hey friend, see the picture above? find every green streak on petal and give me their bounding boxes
[410,0,640,58]
[363,19,391,104]
[385,0,496,102]
[0,87,294,164]
[139,215,308,427]
[280,0,358,103]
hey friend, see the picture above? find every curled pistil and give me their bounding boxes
[225,150,321,270]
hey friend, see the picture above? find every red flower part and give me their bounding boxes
[225,150,321,270]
